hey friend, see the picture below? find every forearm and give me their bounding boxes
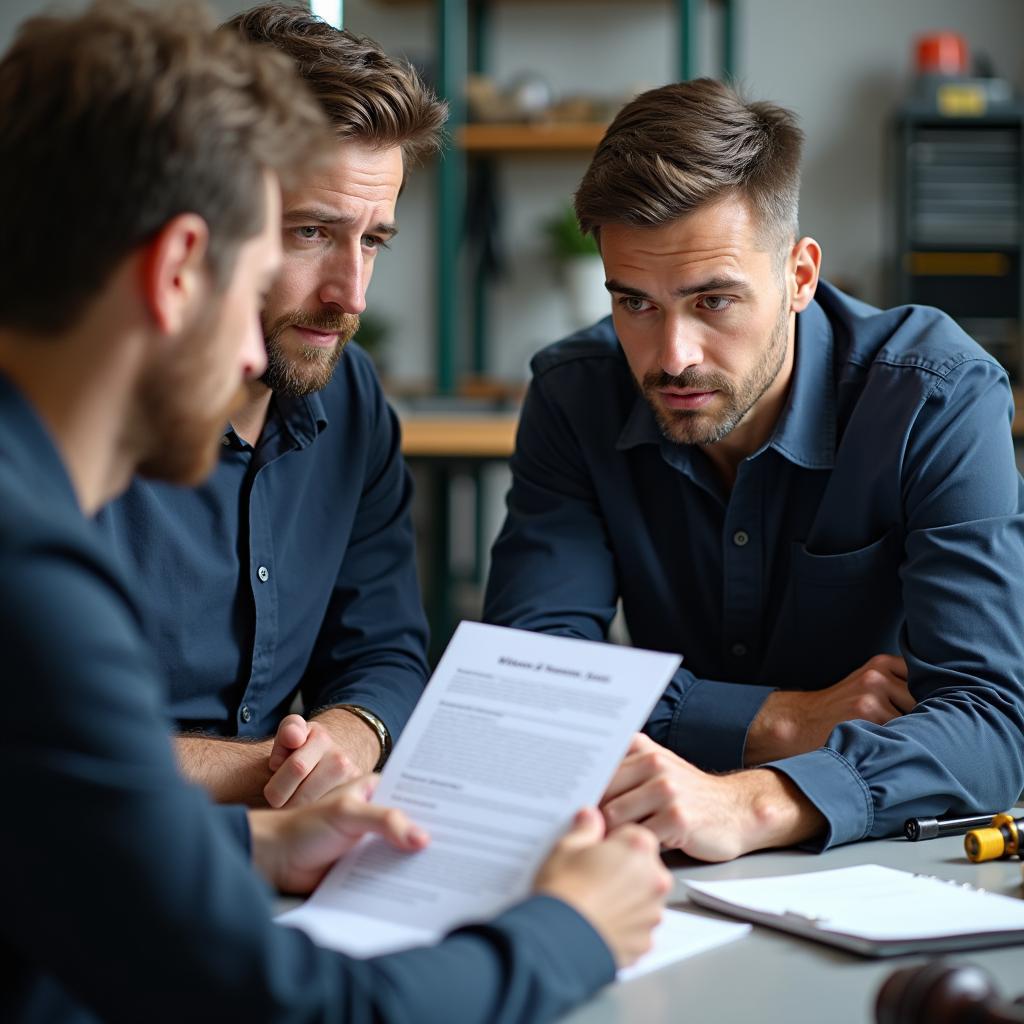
[728,768,827,854]
[744,690,816,766]
[175,733,273,806]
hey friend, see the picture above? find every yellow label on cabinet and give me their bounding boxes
[936,83,987,117]
[908,251,1009,276]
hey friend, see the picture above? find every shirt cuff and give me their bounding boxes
[667,679,775,771]
[479,894,616,992]
[765,747,874,850]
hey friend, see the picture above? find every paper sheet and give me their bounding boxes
[280,621,683,964]
[617,909,750,981]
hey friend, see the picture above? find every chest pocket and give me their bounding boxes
[789,529,904,667]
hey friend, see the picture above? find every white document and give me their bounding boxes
[618,909,750,981]
[684,864,1024,957]
[280,621,682,967]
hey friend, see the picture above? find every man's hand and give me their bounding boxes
[263,710,378,808]
[601,734,825,862]
[744,654,912,765]
[249,774,429,894]
[176,707,381,808]
[533,807,672,969]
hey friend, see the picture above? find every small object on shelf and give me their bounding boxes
[544,204,608,329]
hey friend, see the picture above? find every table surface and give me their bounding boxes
[563,831,1024,1024]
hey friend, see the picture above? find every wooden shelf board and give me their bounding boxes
[400,412,519,458]
[459,122,607,153]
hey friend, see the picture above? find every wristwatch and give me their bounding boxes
[334,703,392,771]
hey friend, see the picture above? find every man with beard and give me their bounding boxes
[484,78,1024,859]
[101,4,444,808]
[2,4,670,1020]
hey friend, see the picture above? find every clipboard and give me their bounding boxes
[683,864,1024,958]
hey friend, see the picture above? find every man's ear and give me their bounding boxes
[788,236,821,314]
[139,213,211,335]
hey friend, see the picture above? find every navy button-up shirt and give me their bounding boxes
[485,282,1024,849]
[99,343,428,741]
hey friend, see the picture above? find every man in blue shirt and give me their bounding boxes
[1,5,668,1020]
[101,5,442,808]
[485,78,1024,857]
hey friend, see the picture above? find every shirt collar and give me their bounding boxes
[275,390,329,448]
[767,296,836,470]
[221,389,329,452]
[615,295,836,470]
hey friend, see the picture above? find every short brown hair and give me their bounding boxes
[0,0,329,335]
[228,3,447,167]
[575,78,804,249]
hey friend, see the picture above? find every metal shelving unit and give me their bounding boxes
[432,0,736,393]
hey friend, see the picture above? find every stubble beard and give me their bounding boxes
[642,295,790,447]
[261,309,360,397]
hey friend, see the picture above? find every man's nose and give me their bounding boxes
[658,319,703,377]
[318,244,367,314]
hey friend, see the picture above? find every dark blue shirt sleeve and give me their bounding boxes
[3,543,612,1024]
[769,359,1024,848]
[299,369,429,743]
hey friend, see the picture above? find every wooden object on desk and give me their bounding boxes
[400,413,518,459]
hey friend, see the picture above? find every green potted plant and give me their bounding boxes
[543,204,609,329]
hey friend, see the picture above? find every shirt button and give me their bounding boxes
[257,565,270,582]
[221,436,231,446]
[731,643,748,657]
[733,530,750,547]
[240,705,252,723]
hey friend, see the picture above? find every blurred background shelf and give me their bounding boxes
[400,412,518,458]
[458,121,608,152]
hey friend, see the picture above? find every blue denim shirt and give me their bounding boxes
[0,372,615,1024]
[485,282,1024,849]
[98,343,428,742]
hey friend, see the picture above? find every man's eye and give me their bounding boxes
[294,226,321,240]
[698,295,733,312]
[363,235,390,251]
[620,296,652,313]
